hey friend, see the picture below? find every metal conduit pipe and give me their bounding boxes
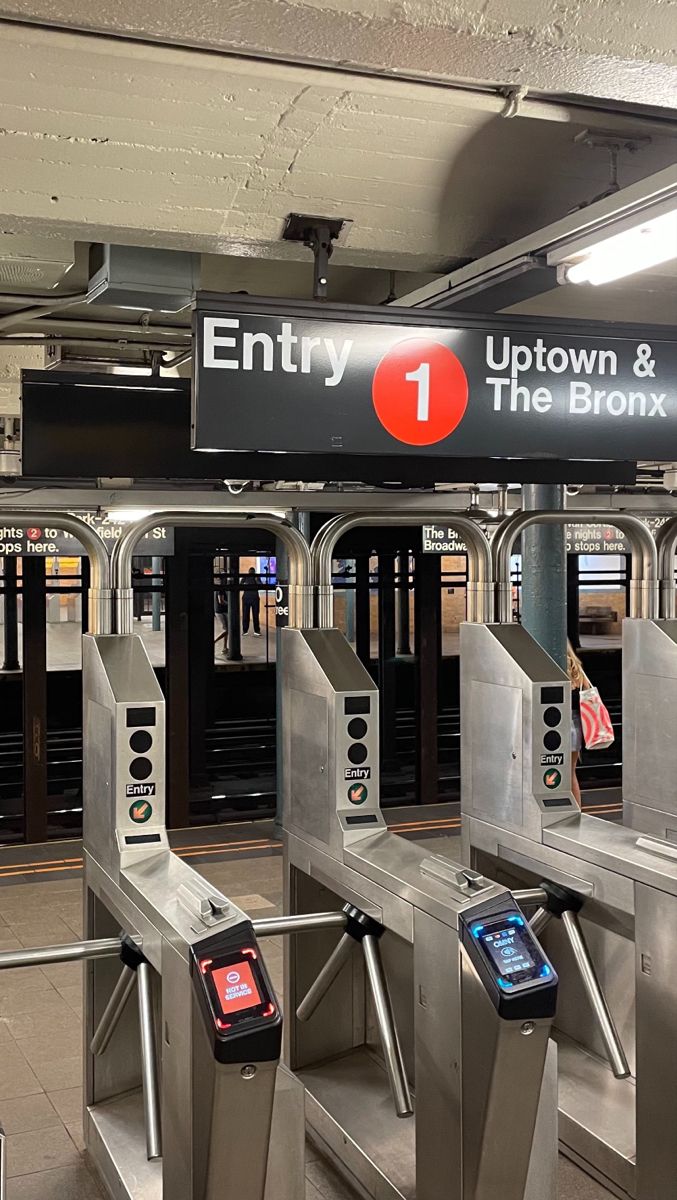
[655,517,677,618]
[111,510,313,632]
[311,511,493,626]
[0,278,109,332]
[492,509,658,622]
[0,509,112,633]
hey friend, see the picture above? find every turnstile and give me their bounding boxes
[462,619,677,1200]
[83,632,305,1200]
[281,625,559,1200]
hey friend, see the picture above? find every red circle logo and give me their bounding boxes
[372,338,468,446]
[26,527,42,541]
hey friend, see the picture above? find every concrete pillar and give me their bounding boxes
[151,557,162,632]
[521,484,567,670]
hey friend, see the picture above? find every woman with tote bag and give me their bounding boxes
[567,640,615,806]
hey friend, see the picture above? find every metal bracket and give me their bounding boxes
[282,213,349,299]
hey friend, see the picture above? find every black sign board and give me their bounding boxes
[422,516,669,556]
[274,584,290,628]
[193,295,677,463]
[0,514,173,557]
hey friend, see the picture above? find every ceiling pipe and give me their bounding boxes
[0,318,190,339]
[0,337,188,352]
[0,278,110,333]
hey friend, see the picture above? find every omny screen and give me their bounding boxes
[212,961,262,1017]
[477,916,543,985]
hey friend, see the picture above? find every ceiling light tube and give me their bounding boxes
[562,208,677,286]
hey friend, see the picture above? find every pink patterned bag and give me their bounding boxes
[579,678,614,750]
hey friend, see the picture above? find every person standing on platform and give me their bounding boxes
[241,566,261,636]
[214,573,229,656]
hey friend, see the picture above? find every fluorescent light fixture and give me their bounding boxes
[562,208,677,286]
[107,508,155,523]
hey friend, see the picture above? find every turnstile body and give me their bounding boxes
[282,626,558,1200]
[83,633,304,1200]
[623,617,677,839]
[461,620,677,1200]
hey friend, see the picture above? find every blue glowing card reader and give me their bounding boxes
[460,900,558,1020]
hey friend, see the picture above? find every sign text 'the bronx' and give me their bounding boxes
[485,336,665,418]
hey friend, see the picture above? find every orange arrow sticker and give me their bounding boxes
[543,769,562,790]
[348,783,368,805]
[129,800,153,823]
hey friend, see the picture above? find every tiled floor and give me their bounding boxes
[0,844,615,1199]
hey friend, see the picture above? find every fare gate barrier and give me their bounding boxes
[462,507,677,1200]
[280,508,560,1200]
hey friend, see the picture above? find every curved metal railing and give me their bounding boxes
[492,509,658,621]
[0,509,111,633]
[310,511,493,627]
[111,509,313,631]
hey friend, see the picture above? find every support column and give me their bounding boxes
[414,553,440,806]
[80,556,90,636]
[275,536,289,831]
[151,557,162,633]
[226,555,242,662]
[165,531,190,827]
[397,552,411,656]
[22,558,47,843]
[566,553,580,648]
[355,556,371,672]
[521,484,567,669]
[378,554,398,768]
[2,558,19,671]
[188,553,212,789]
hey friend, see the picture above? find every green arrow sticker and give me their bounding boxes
[129,800,153,823]
[543,769,562,790]
[348,783,368,805]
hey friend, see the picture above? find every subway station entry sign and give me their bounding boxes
[193,296,677,461]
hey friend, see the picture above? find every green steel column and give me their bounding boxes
[521,483,567,670]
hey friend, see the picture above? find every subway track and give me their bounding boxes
[0,702,623,838]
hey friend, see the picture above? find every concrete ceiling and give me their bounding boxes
[1,0,676,109]
[0,13,675,412]
[0,24,675,278]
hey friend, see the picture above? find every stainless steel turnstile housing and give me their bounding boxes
[462,620,677,1200]
[282,625,559,1200]
[83,632,304,1200]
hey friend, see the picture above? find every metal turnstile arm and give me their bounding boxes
[137,962,163,1160]
[361,934,414,1119]
[560,909,631,1080]
[296,933,356,1022]
[0,1123,5,1200]
[91,964,137,1057]
[529,908,552,938]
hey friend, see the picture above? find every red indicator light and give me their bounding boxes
[263,1003,275,1018]
[200,958,213,975]
[242,947,258,960]
[216,1018,231,1031]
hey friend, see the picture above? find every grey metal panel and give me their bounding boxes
[413,907,463,1200]
[288,688,331,845]
[623,618,677,834]
[634,882,677,1199]
[468,679,523,827]
[91,635,165,703]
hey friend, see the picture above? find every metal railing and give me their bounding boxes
[311,511,493,626]
[655,517,677,618]
[492,509,658,621]
[111,510,313,632]
[0,510,111,633]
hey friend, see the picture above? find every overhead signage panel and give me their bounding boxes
[421,517,669,555]
[193,296,677,462]
[0,513,173,557]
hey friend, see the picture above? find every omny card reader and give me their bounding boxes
[461,899,558,1019]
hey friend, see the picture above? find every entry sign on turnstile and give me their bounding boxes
[461,903,558,1019]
